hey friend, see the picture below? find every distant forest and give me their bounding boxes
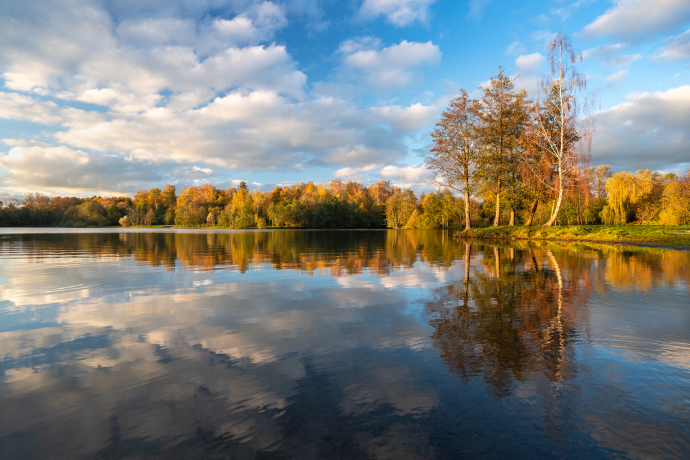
[1,167,689,229]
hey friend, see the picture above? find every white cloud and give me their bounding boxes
[515,52,545,73]
[582,43,625,60]
[45,89,437,172]
[580,0,690,39]
[340,39,441,89]
[333,164,378,178]
[0,0,304,111]
[606,69,629,82]
[0,0,115,92]
[367,102,441,132]
[603,54,641,67]
[2,139,54,148]
[592,85,690,170]
[0,92,62,125]
[192,166,214,174]
[655,29,690,61]
[360,0,436,26]
[0,145,171,195]
[380,164,430,182]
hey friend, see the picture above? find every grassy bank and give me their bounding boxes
[463,225,690,249]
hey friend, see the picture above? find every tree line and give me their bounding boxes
[0,180,463,229]
[3,165,688,229]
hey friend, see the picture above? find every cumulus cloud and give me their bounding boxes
[0,145,171,195]
[360,0,437,26]
[655,29,690,61]
[333,164,378,178]
[339,39,441,89]
[515,52,545,73]
[0,0,115,92]
[0,92,63,125]
[592,85,690,171]
[44,89,438,171]
[579,0,690,40]
[367,102,441,132]
[380,164,430,182]
[582,43,625,60]
[0,0,305,111]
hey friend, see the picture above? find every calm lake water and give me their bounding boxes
[0,229,689,459]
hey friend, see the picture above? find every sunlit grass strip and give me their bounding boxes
[464,225,690,248]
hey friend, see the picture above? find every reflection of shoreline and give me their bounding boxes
[2,230,468,277]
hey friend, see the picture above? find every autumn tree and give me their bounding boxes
[477,67,528,227]
[386,189,417,229]
[520,137,555,226]
[426,89,481,231]
[602,170,664,224]
[659,171,690,225]
[585,165,611,199]
[527,32,593,227]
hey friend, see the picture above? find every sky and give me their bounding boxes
[0,0,689,198]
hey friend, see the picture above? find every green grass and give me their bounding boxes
[463,225,690,248]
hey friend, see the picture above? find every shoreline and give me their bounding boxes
[461,225,690,252]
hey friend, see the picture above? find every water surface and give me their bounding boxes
[0,229,689,459]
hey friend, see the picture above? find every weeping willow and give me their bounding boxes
[602,170,664,224]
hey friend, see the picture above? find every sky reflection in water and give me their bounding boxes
[0,230,689,459]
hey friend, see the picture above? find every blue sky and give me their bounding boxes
[0,0,689,198]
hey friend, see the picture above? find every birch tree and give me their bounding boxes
[528,32,593,227]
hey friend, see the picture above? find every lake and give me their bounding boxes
[0,229,689,459]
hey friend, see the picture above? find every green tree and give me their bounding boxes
[477,67,528,227]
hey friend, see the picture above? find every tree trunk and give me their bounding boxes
[464,241,470,285]
[524,199,539,226]
[493,192,501,227]
[544,165,564,227]
[493,246,500,279]
[464,190,471,231]
[509,209,515,226]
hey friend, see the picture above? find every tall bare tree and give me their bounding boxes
[426,89,481,231]
[527,32,593,227]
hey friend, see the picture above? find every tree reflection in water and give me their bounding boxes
[424,243,592,397]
